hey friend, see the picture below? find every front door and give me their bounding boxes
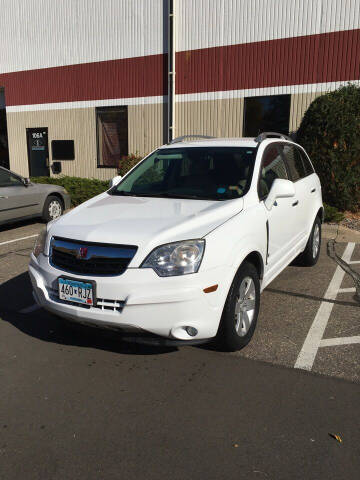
[27,128,49,177]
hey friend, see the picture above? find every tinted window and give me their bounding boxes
[111,147,258,201]
[96,106,128,167]
[282,144,306,181]
[298,149,314,176]
[258,144,288,199]
[0,168,23,187]
[244,95,291,137]
[52,140,75,160]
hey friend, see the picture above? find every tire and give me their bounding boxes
[296,216,321,267]
[216,261,260,352]
[42,195,63,222]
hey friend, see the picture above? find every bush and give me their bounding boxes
[324,203,345,223]
[297,84,360,212]
[117,154,142,176]
[31,176,109,207]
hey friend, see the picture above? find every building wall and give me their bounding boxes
[0,0,360,178]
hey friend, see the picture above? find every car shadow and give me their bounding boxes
[0,272,177,356]
[0,218,43,233]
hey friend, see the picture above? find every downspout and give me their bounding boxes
[167,0,176,142]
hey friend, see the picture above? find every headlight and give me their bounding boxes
[33,227,47,258]
[141,239,205,277]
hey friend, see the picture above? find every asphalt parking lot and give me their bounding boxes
[0,220,359,479]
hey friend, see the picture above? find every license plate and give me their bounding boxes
[58,277,95,306]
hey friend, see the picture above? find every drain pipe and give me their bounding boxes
[167,0,176,142]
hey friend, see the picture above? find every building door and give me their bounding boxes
[0,88,10,170]
[26,128,50,177]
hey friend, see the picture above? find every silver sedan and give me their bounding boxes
[0,166,71,225]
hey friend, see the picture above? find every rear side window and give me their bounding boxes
[258,144,289,199]
[298,148,314,176]
[282,144,306,181]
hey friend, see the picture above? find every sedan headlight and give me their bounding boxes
[33,227,47,258]
[141,239,205,277]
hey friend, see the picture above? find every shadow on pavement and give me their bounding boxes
[267,287,360,307]
[0,271,177,356]
[0,218,42,233]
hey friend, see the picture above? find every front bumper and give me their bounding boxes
[29,254,230,342]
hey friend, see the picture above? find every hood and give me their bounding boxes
[48,192,243,265]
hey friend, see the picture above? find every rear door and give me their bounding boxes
[281,143,309,243]
[0,168,40,223]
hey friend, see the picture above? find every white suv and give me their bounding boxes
[29,133,323,351]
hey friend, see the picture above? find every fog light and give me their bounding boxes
[185,326,198,337]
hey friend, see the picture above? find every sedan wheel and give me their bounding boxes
[42,195,64,222]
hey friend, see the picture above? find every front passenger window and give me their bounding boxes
[258,145,288,199]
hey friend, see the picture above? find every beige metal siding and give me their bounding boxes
[289,92,323,132]
[128,103,165,156]
[176,98,244,138]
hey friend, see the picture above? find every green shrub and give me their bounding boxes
[297,84,360,212]
[323,203,345,223]
[31,176,108,207]
[117,154,143,176]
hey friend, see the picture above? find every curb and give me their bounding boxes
[322,223,360,243]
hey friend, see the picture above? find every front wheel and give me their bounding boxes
[216,261,260,351]
[42,195,63,222]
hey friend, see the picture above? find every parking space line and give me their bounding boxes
[294,242,355,371]
[338,287,356,294]
[0,234,38,247]
[349,260,360,265]
[319,336,360,347]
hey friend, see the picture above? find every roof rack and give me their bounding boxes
[255,132,292,143]
[169,135,215,144]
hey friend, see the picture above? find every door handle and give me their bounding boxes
[311,188,316,193]
[292,200,299,207]
[0,196,8,199]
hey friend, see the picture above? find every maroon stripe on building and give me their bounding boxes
[176,29,360,94]
[0,54,167,106]
[0,29,359,106]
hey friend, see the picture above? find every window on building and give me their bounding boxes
[96,106,128,168]
[258,144,288,199]
[243,95,291,137]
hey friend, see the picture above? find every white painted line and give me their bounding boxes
[294,242,355,371]
[338,287,356,294]
[349,260,360,265]
[0,234,38,247]
[320,336,360,347]
[19,304,41,314]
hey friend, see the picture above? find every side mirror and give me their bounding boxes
[23,177,31,186]
[109,175,122,188]
[264,179,295,210]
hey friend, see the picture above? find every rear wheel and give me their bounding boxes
[42,195,63,222]
[296,216,321,266]
[216,261,260,351]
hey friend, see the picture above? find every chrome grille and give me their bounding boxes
[50,237,137,276]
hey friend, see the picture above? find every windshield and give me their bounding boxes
[110,146,258,201]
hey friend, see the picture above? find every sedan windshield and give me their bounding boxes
[110,146,257,201]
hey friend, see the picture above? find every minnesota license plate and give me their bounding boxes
[58,277,95,306]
